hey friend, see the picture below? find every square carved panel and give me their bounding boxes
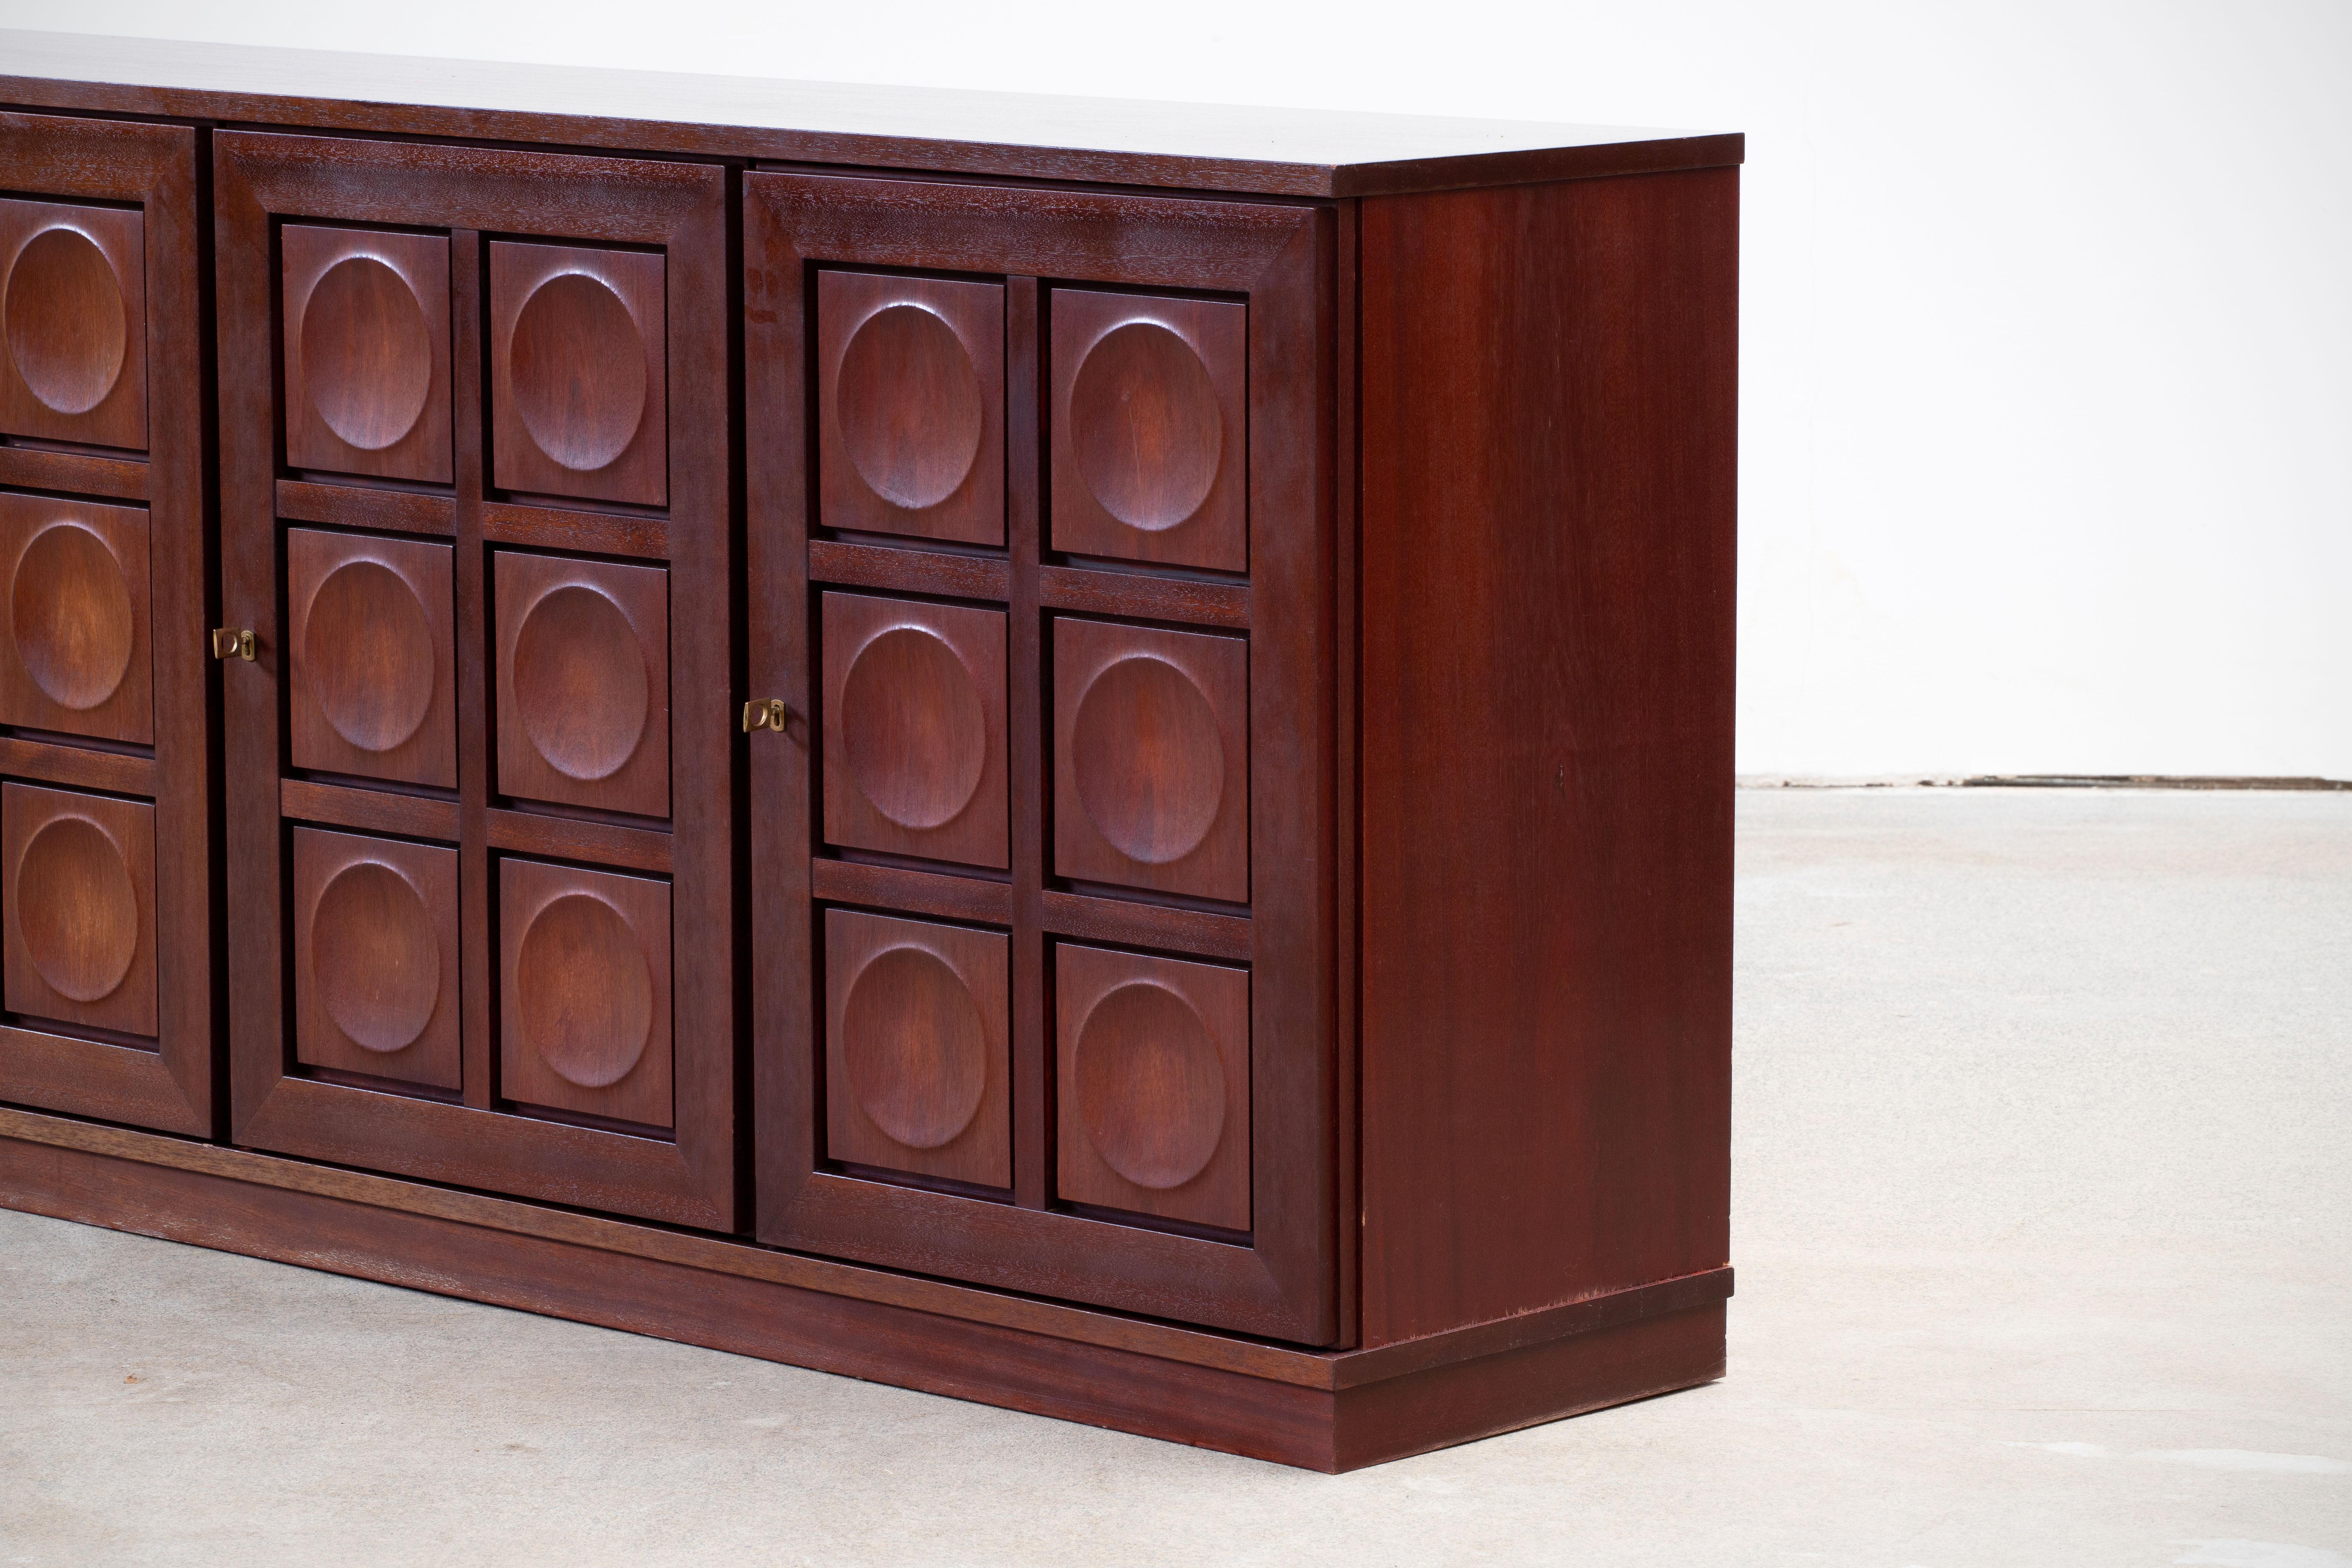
[290,827,460,1090]
[280,225,452,483]
[0,492,151,744]
[499,857,672,1128]
[489,242,667,507]
[1,782,156,1037]
[817,271,1004,546]
[495,552,669,818]
[0,198,147,450]
[1050,289,1246,573]
[1055,943,1248,1231]
[1052,617,1247,903]
[286,529,456,788]
[822,592,1008,870]
[824,909,1010,1188]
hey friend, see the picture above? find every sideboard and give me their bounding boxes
[0,31,1738,1472]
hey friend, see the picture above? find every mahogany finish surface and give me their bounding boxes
[747,170,1338,1344]
[291,827,462,1090]
[0,1108,1733,1472]
[820,591,1008,869]
[285,528,457,788]
[0,109,214,1138]
[0,493,153,745]
[1052,617,1249,903]
[2,782,156,1038]
[0,196,146,450]
[493,550,670,818]
[214,130,735,1228]
[489,241,668,507]
[1055,942,1250,1231]
[280,225,452,483]
[1051,290,1247,573]
[825,908,1011,1188]
[2,51,1739,1468]
[818,272,1004,547]
[1357,170,1739,1344]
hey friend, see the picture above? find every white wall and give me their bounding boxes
[8,0,2347,777]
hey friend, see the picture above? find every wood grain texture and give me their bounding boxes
[0,445,146,502]
[818,271,1003,546]
[1038,888,1250,963]
[1035,565,1247,632]
[0,493,152,744]
[810,857,1012,927]
[279,778,459,842]
[0,110,212,1137]
[806,538,1009,602]
[490,242,667,507]
[285,528,456,789]
[0,196,146,450]
[1052,617,1248,903]
[825,908,1010,1188]
[1357,168,1739,1345]
[748,173,1332,1343]
[276,478,454,537]
[216,131,734,1227]
[0,1101,1732,1386]
[0,1119,1730,1470]
[820,592,1007,870]
[485,807,672,875]
[0,735,152,798]
[494,551,670,818]
[280,225,452,482]
[481,500,666,561]
[0,30,1745,199]
[499,856,673,1129]
[1,782,155,1037]
[1055,942,1249,1230]
[1051,290,1246,572]
[291,827,461,1090]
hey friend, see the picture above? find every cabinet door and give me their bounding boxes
[215,132,734,1228]
[0,113,215,1136]
[746,173,1336,1341]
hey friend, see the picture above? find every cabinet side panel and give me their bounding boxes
[1357,168,1736,1345]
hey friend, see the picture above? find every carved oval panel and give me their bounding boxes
[841,626,988,831]
[300,256,435,452]
[304,559,436,755]
[14,813,138,1004]
[4,227,128,418]
[1070,322,1222,533]
[308,859,439,1054]
[11,523,134,712]
[509,272,648,474]
[836,304,985,510]
[840,943,989,1150]
[1075,980,1227,1191]
[1071,654,1225,865]
[516,891,653,1089]
[511,584,648,783]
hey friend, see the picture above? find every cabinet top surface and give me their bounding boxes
[0,29,1742,198]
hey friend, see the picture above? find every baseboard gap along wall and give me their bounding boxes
[1736,775,2352,792]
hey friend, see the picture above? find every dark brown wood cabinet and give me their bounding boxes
[0,109,216,1138]
[0,32,1738,1471]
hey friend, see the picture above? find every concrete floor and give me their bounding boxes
[3,788,2348,1566]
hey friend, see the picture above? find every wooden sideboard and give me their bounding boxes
[0,31,1739,1471]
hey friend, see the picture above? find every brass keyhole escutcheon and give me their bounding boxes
[211,627,256,662]
[741,697,789,734]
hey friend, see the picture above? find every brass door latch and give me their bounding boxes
[210,628,256,661]
[741,698,790,733]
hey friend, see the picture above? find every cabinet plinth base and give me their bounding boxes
[0,1106,1728,1472]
